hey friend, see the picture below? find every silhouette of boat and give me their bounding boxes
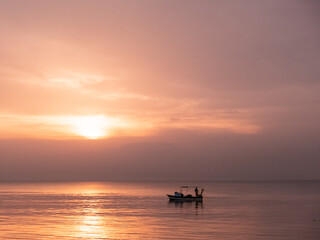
[167,186,204,202]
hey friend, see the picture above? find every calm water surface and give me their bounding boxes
[0,181,319,239]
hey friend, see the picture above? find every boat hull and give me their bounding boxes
[167,194,203,202]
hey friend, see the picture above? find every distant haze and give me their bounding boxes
[0,0,319,181]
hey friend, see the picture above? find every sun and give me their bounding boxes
[72,116,109,139]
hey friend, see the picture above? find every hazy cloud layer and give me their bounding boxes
[0,0,319,180]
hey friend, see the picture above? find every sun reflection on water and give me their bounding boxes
[76,201,110,239]
[78,215,107,239]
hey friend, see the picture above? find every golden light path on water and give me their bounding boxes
[64,183,155,239]
[77,207,109,239]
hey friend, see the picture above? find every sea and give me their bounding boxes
[0,181,319,240]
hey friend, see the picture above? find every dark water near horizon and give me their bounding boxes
[0,181,319,239]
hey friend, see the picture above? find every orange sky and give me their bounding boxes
[0,0,319,180]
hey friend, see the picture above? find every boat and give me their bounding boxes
[167,186,204,202]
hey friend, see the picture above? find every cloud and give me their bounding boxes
[0,129,319,181]
[0,0,319,180]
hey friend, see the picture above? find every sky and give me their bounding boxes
[0,0,319,181]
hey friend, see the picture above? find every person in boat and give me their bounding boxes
[195,187,199,197]
[200,188,204,197]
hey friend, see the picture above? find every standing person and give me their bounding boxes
[195,187,199,197]
[200,188,204,196]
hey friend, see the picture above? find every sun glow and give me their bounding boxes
[72,116,111,139]
[0,114,143,139]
